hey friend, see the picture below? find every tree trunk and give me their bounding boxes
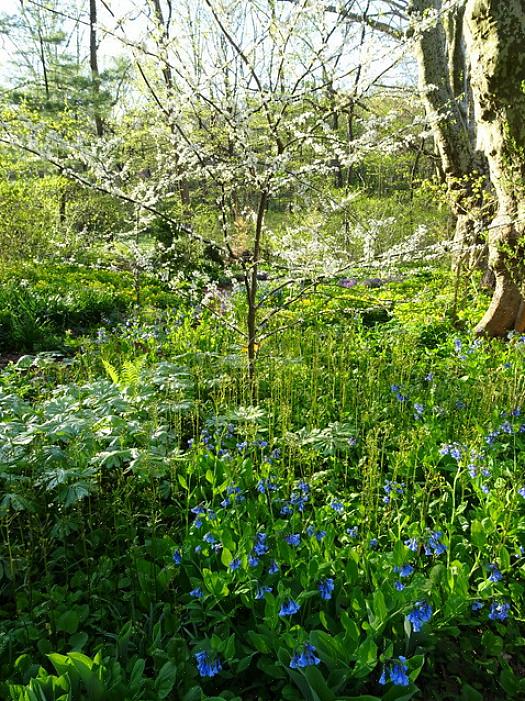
[89,0,104,137]
[465,0,525,335]
[409,0,491,267]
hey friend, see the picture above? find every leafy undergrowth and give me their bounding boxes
[1,265,525,700]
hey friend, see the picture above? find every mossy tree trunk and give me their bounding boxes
[465,0,525,335]
[408,0,492,268]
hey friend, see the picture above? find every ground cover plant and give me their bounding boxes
[1,269,525,700]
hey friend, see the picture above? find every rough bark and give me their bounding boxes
[465,0,525,335]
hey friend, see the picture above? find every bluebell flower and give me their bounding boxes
[249,555,260,567]
[414,403,424,416]
[284,534,301,547]
[518,487,525,498]
[172,549,182,565]
[379,656,409,687]
[236,441,248,451]
[220,497,231,508]
[194,519,203,529]
[487,563,503,582]
[254,542,268,556]
[190,587,203,598]
[191,505,206,515]
[315,530,327,542]
[306,525,315,537]
[290,492,308,511]
[347,527,358,538]
[203,532,218,544]
[255,585,272,599]
[194,545,202,554]
[195,651,222,678]
[486,431,499,445]
[394,564,414,578]
[257,478,278,493]
[268,560,279,574]
[424,372,433,382]
[391,385,400,392]
[481,484,490,494]
[226,485,241,495]
[279,599,300,616]
[511,407,521,417]
[207,510,217,520]
[290,643,320,669]
[406,601,432,632]
[330,501,344,514]
[394,581,405,591]
[468,464,478,478]
[297,480,310,493]
[369,538,378,549]
[488,601,510,621]
[280,503,293,516]
[471,601,484,611]
[318,578,335,600]
[424,531,446,556]
[500,421,513,434]
[404,537,418,552]
[271,448,281,459]
[229,558,241,571]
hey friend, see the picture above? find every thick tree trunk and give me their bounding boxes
[409,0,491,267]
[465,0,525,335]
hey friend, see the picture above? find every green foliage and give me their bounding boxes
[1,264,525,700]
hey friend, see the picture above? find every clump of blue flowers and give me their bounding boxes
[379,656,410,687]
[289,643,321,669]
[406,601,432,632]
[195,650,222,678]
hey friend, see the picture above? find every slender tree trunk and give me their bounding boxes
[89,0,104,137]
[465,0,525,335]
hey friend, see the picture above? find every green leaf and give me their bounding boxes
[56,611,79,634]
[155,661,177,700]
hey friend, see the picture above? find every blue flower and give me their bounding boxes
[379,656,409,687]
[172,549,182,565]
[315,530,327,542]
[487,563,503,583]
[406,601,432,632]
[190,587,204,598]
[518,487,525,498]
[290,492,308,511]
[284,534,301,547]
[290,643,320,669]
[203,532,218,544]
[220,497,231,508]
[280,503,293,516]
[255,585,272,599]
[191,505,206,515]
[298,480,310,493]
[346,527,358,538]
[330,501,344,514]
[404,537,418,552]
[318,578,335,600]
[268,560,279,574]
[279,599,301,616]
[394,581,405,591]
[257,478,278,493]
[195,650,222,678]
[194,519,203,529]
[394,564,414,578]
[424,531,446,556]
[488,601,510,621]
[471,601,484,611]
[229,558,241,571]
[369,538,378,549]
